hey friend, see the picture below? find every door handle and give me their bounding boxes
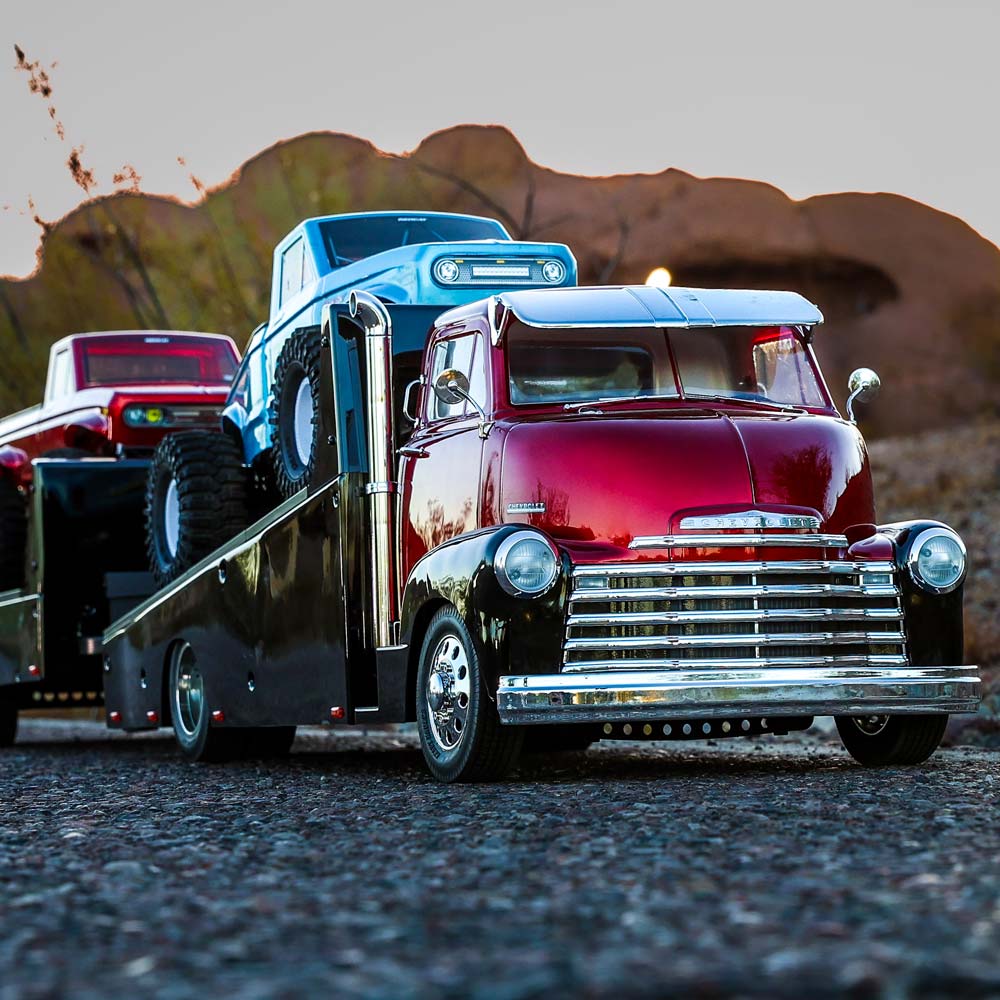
[399,445,428,458]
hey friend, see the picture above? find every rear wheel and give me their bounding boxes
[168,641,243,763]
[836,714,948,766]
[415,606,523,782]
[269,327,323,500]
[145,431,249,587]
[0,477,26,591]
[0,699,17,747]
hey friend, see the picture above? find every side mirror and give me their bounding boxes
[432,369,470,406]
[846,368,881,423]
[431,369,492,439]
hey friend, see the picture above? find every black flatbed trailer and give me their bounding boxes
[101,303,446,736]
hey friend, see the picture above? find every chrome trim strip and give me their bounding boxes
[678,511,822,531]
[573,561,894,577]
[629,533,849,549]
[567,607,903,627]
[563,630,905,652]
[560,654,909,672]
[568,584,899,602]
[497,665,982,725]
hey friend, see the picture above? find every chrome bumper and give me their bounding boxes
[496,665,982,725]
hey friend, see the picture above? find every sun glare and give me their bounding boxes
[645,267,673,288]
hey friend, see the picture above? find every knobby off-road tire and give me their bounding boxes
[836,714,948,766]
[0,476,26,592]
[0,699,17,747]
[416,605,524,782]
[145,431,249,588]
[268,327,323,501]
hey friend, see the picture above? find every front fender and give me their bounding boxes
[879,519,965,665]
[400,525,570,699]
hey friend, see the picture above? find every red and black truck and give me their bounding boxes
[0,289,981,780]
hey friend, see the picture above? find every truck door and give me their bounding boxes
[399,328,490,579]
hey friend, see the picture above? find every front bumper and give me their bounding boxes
[497,664,982,725]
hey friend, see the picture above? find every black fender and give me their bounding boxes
[878,519,965,665]
[399,525,570,717]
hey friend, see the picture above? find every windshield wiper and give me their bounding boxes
[682,392,800,412]
[562,393,679,411]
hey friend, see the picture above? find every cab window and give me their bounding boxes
[49,349,73,400]
[427,332,488,422]
[280,238,305,305]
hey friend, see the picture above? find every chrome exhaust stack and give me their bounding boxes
[349,290,399,648]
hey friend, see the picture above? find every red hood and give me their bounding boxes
[498,408,874,560]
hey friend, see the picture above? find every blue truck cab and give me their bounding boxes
[223,211,577,475]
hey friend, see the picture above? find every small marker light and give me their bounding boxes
[211,710,225,724]
[109,711,122,724]
[330,706,345,720]
[27,664,40,677]
[146,710,159,725]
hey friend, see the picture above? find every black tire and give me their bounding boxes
[836,714,948,766]
[415,605,523,782]
[0,699,17,747]
[0,476,26,591]
[145,431,249,587]
[268,327,323,500]
[167,641,243,763]
[523,725,597,754]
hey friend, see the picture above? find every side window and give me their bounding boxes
[428,333,487,422]
[49,350,72,400]
[280,238,305,305]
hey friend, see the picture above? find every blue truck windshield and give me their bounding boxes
[320,216,507,268]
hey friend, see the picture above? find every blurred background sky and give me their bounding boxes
[3,0,999,277]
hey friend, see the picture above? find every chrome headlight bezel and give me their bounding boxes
[906,527,967,595]
[494,531,560,598]
[433,258,461,283]
[541,259,566,283]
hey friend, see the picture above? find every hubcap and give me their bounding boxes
[426,633,472,751]
[164,477,180,558]
[173,643,204,739]
[292,375,314,471]
[852,714,890,736]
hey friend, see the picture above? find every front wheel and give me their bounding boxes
[416,606,523,782]
[268,327,324,500]
[836,714,947,766]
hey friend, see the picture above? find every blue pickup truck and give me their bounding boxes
[144,211,576,584]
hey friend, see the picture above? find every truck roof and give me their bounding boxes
[456,285,823,340]
[48,330,238,353]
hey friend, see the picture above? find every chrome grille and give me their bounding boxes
[564,560,906,672]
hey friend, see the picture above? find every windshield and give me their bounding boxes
[320,215,507,268]
[80,335,238,387]
[506,323,827,408]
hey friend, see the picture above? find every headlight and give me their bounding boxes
[542,260,566,283]
[434,258,460,283]
[907,528,966,594]
[122,404,174,428]
[495,531,560,597]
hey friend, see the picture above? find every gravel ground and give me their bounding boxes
[2,720,998,1000]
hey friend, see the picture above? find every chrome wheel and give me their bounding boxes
[425,633,472,751]
[172,642,204,740]
[851,715,890,736]
[292,374,314,470]
[164,477,180,558]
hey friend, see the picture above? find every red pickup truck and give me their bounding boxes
[0,330,239,587]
